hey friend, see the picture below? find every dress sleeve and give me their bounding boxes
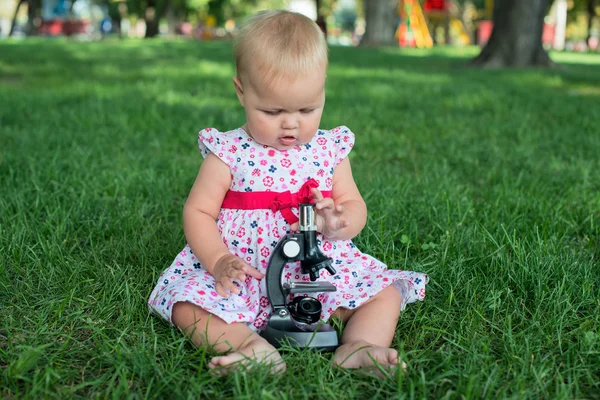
[197,128,235,167]
[331,126,355,166]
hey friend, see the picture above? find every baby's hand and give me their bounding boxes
[310,188,349,239]
[212,254,265,298]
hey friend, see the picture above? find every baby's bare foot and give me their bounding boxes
[208,337,286,375]
[332,340,406,377]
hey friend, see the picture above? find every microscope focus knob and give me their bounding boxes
[282,240,301,258]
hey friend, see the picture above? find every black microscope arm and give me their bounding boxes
[266,233,305,310]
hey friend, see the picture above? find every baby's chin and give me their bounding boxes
[271,144,300,151]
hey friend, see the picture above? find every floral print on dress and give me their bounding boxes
[148,126,428,332]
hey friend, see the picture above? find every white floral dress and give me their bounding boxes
[148,126,428,331]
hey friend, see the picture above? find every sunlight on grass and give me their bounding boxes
[158,90,238,109]
[141,60,235,79]
[552,51,600,65]
[379,45,480,59]
[568,86,600,95]
[328,65,451,82]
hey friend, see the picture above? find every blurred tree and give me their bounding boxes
[335,6,356,32]
[207,0,226,25]
[9,0,41,36]
[471,0,552,67]
[191,0,288,27]
[126,0,303,38]
[144,0,171,37]
[565,0,600,46]
[316,0,339,36]
[315,0,326,36]
[584,0,599,45]
[24,0,40,35]
[9,0,26,36]
[359,0,397,46]
[124,0,214,37]
[122,0,207,37]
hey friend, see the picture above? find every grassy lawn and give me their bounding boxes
[1,38,599,398]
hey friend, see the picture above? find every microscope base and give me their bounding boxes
[261,315,339,352]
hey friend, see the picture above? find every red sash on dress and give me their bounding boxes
[221,178,332,225]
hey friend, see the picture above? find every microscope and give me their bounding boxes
[261,203,339,351]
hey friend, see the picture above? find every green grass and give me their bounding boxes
[1,38,599,398]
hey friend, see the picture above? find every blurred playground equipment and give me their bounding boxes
[396,0,433,48]
[423,0,469,45]
[397,0,568,49]
[396,0,470,48]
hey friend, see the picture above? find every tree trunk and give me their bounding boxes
[315,0,327,37]
[315,0,323,16]
[144,0,170,38]
[25,0,40,36]
[360,0,398,46]
[9,0,25,37]
[586,0,597,46]
[145,0,159,38]
[471,0,552,67]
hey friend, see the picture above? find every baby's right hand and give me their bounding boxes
[212,254,265,298]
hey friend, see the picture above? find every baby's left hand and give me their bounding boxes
[292,188,349,239]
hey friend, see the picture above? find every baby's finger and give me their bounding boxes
[336,204,344,214]
[315,197,335,211]
[233,258,264,280]
[223,278,242,295]
[228,268,246,282]
[215,282,230,298]
[338,219,350,230]
[311,188,324,202]
[243,265,265,280]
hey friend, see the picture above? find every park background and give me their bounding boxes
[1,0,599,398]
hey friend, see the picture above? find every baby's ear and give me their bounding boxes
[233,76,244,106]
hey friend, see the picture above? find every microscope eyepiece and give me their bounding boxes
[299,203,318,231]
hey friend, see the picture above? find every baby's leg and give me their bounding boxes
[172,302,285,374]
[331,285,404,372]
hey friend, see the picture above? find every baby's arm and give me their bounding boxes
[183,153,264,297]
[314,157,367,240]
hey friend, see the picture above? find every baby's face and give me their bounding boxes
[234,67,326,151]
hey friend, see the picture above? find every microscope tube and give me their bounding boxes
[299,204,318,231]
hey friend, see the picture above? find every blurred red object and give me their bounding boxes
[542,24,555,45]
[424,0,447,12]
[477,20,493,45]
[39,19,89,36]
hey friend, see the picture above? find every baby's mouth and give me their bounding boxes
[279,136,297,146]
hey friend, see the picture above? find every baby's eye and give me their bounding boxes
[262,110,281,116]
[300,109,315,114]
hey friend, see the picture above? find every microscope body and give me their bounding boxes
[261,204,339,351]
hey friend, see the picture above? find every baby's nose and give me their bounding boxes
[281,115,298,129]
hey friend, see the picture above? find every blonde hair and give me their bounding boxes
[234,10,328,84]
